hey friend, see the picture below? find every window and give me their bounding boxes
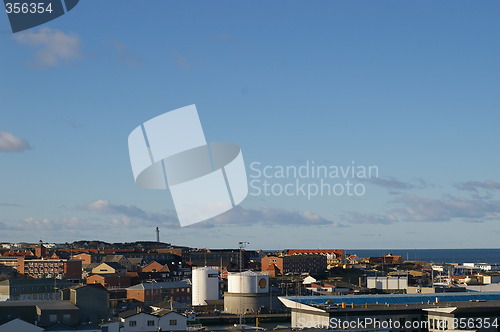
[147,320,155,326]
[170,319,177,326]
[129,320,137,326]
[49,314,57,322]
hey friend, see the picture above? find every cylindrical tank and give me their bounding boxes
[228,271,269,294]
[192,267,219,306]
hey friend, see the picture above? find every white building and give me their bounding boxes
[191,267,219,306]
[121,309,187,332]
[462,263,500,271]
[367,276,408,290]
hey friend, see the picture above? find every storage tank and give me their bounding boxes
[228,271,269,294]
[192,267,219,306]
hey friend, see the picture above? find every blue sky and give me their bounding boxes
[1,0,499,249]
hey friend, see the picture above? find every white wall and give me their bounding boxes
[122,312,158,332]
[158,312,188,331]
[367,277,408,290]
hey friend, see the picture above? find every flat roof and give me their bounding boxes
[282,292,500,306]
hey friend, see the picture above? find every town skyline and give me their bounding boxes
[1,1,499,248]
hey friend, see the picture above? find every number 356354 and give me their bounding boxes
[5,2,53,14]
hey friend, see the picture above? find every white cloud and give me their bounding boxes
[456,180,500,192]
[392,195,500,223]
[112,40,143,67]
[85,200,344,229]
[13,27,82,67]
[196,206,345,228]
[0,131,30,152]
[20,217,89,231]
[341,212,399,225]
[85,200,178,227]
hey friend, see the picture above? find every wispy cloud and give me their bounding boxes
[338,193,500,225]
[366,176,431,195]
[369,176,415,190]
[20,217,89,231]
[174,51,191,70]
[0,221,14,230]
[112,40,143,67]
[392,195,500,223]
[455,180,500,192]
[85,200,178,227]
[13,27,82,68]
[212,33,236,42]
[0,131,30,152]
[193,206,345,228]
[0,202,22,207]
[341,212,399,225]
[85,200,344,229]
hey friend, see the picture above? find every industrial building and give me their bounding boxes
[223,271,282,314]
[192,267,219,306]
[279,292,500,331]
[261,254,327,277]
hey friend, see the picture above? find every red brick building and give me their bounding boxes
[126,281,191,303]
[86,273,131,288]
[15,257,82,280]
[368,254,403,264]
[261,254,327,277]
[285,249,345,267]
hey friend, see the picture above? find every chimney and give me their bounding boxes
[156,227,160,243]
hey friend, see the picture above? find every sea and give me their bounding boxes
[346,248,500,264]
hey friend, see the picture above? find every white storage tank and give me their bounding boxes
[228,271,269,294]
[192,267,219,306]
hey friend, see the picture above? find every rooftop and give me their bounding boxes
[282,291,500,306]
[126,280,190,290]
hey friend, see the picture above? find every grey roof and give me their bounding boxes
[126,280,190,290]
[96,262,126,270]
[283,292,500,306]
[119,310,155,319]
[128,258,143,265]
[151,308,173,317]
[82,263,100,271]
[35,300,79,311]
[102,255,127,263]
[0,300,78,310]
[45,323,74,331]
[75,323,101,330]
[0,278,73,286]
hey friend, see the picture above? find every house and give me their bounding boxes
[0,318,43,332]
[13,257,82,280]
[302,275,317,285]
[120,309,187,332]
[261,254,327,277]
[102,255,133,272]
[126,281,191,303]
[0,301,79,328]
[285,249,345,266]
[61,284,109,323]
[91,262,127,275]
[120,312,158,332]
[0,278,74,301]
[71,253,92,264]
[152,309,187,331]
[100,321,120,332]
[140,261,170,273]
[367,254,403,264]
[86,273,131,289]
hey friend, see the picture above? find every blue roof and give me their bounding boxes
[284,292,500,306]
